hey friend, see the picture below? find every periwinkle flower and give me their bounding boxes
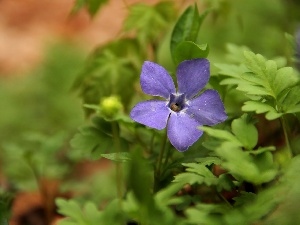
[130,59,227,151]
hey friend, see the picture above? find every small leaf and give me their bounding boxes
[233,191,256,207]
[87,0,109,16]
[247,146,276,155]
[124,2,175,43]
[231,114,258,149]
[242,101,282,120]
[170,5,208,62]
[173,41,209,64]
[101,152,131,162]
[200,126,242,146]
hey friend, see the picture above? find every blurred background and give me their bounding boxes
[0,0,299,224]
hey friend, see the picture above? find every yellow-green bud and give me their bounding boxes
[99,96,123,119]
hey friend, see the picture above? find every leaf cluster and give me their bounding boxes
[217,49,300,120]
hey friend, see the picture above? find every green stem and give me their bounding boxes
[112,122,123,203]
[149,131,156,154]
[163,145,171,169]
[280,116,293,159]
[154,130,168,191]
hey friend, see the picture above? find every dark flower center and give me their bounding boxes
[170,103,181,112]
[168,93,186,112]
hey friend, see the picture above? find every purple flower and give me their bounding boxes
[130,59,227,151]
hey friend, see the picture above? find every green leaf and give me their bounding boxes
[56,198,101,224]
[87,0,108,16]
[279,85,300,113]
[101,152,131,162]
[243,51,299,98]
[218,50,299,120]
[173,41,209,64]
[273,67,299,96]
[231,114,258,149]
[170,5,208,62]
[246,146,276,155]
[70,117,116,160]
[185,203,227,225]
[124,2,175,43]
[215,142,277,184]
[72,38,140,117]
[56,198,124,225]
[173,161,234,191]
[72,0,108,16]
[200,126,242,147]
[233,191,256,207]
[242,101,282,120]
[195,156,222,166]
[72,0,85,13]
[127,150,153,205]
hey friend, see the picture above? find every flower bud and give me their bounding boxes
[99,96,123,119]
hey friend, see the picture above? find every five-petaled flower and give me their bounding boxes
[130,59,227,151]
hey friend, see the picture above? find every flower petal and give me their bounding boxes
[140,61,176,98]
[130,100,170,130]
[167,112,203,151]
[186,89,227,125]
[177,59,210,99]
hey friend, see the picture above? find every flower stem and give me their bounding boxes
[112,122,123,205]
[280,116,293,159]
[154,130,168,191]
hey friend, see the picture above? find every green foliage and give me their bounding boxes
[72,0,109,16]
[217,49,300,120]
[124,1,176,44]
[231,114,258,149]
[1,132,70,190]
[0,192,11,225]
[170,5,209,64]
[101,152,131,162]
[72,38,141,116]
[201,114,277,184]
[173,159,234,192]
[56,199,125,225]
[70,116,130,160]
[173,42,209,65]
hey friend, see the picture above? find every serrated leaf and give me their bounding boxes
[243,51,299,99]
[195,156,222,166]
[215,142,277,184]
[173,41,209,64]
[219,50,299,120]
[56,199,87,223]
[247,146,275,155]
[233,191,256,206]
[182,163,215,178]
[231,114,258,149]
[101,152,131,162]
[72,38,140,117]
[242,101,282,120]
[173,162,234,191]
[280,85,300,113]
[200,126,242,146]
[70,126,113,160]
[273,67,299,95]
[124,2,175,43]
